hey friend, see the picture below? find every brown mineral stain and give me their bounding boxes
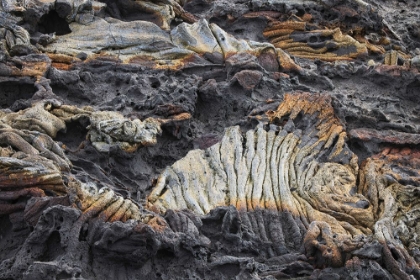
[147,216,168,232]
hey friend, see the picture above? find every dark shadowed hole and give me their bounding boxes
[390,247,400,261]
[156,249,175,259]
[344,115,358,123]
[297,10,305,17]
[41,231,65,261]
[79,226,88,241]
[150,78,161,89]
[38,10,71,35]
[0,82,36,109]
[309,36,318,43]
[229,217,240,234]
[55,120,89,150]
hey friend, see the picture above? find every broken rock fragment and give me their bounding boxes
[231,70,263,91]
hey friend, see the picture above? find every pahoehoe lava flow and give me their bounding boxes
[0,0,420,279]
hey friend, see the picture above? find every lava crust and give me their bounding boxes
[0,0,420,279]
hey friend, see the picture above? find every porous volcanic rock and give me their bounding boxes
[0,0,420,279]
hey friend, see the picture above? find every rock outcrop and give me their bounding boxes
[0,0,419,279]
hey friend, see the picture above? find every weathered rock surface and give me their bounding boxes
[0,0,420,279]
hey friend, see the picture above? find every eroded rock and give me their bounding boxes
[148,93,420,275]
[1,0,420,279]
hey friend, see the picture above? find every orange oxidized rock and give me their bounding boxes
[264,20,368,61]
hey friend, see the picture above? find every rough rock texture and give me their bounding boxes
[0,0,420,279]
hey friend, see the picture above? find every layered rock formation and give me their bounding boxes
[0,0,420,279]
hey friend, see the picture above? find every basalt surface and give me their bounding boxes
[0,0,420,279]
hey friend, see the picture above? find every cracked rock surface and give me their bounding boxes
[0,0,420,279]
